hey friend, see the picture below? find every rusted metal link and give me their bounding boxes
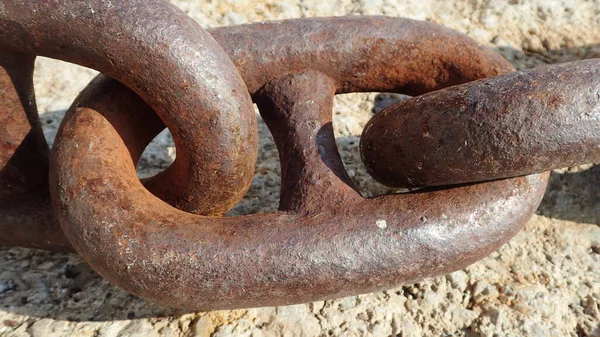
[0,0,257,250]
[0,53,70,251]
[207,16,511,96]
[0,0,257,217]
[50,17,548,310]
[361,59,600,188]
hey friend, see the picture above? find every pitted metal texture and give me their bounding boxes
[51,17,548,310]
[1,7,597,311]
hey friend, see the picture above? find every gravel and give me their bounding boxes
[2,0,600,336]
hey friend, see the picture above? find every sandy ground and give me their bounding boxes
[2,0,600,336]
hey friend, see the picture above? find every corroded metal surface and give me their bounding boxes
[0,53,70,251]
[49,17,548,310]
[208,16,512,96]
[0,0,257,215]
[361,59,600,188]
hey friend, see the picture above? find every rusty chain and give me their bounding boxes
[0,1,596,310]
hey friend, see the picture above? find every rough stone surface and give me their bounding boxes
[2,0,600,336]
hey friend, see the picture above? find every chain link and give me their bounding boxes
[0,2,593,310]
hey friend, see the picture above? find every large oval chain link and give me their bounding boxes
[51,17,548,310]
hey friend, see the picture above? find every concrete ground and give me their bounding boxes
[1,0,600,336]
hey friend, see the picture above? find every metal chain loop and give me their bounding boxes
[49,17,548,310]
[1,2,595,311]
[0,0,257,251]
[361,59,600,187]
[0,0,258,214]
